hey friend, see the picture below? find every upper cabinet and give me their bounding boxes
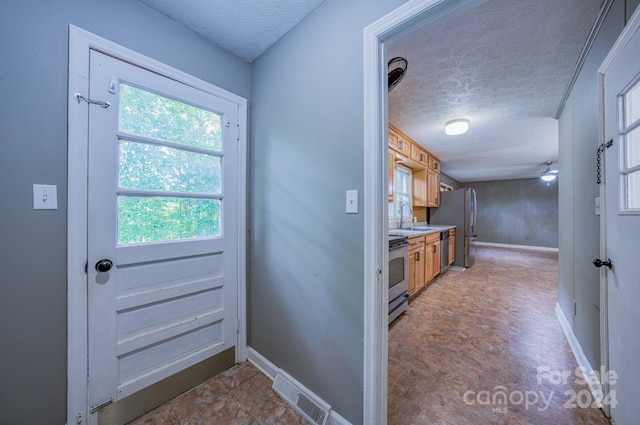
[388,124,440,208]
[410,144,428,167]
[389,127,411,157]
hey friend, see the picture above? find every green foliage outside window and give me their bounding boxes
[117,84,223,244]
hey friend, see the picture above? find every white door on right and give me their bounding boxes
[599,11,640,423]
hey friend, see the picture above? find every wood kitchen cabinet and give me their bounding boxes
[427,168,440,207]
[408,236,425,296]
[412,169,427,207]
[388,124,442,209]
[425,233,441,282]
[410,144,428,167]
[428,155,440,172]
[389,126,410,157]
[448,228,455,265]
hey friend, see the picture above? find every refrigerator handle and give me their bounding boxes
[472,189,477,233]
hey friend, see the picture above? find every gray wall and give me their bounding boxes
[0,1,250,423]
[558,2,639,424]
[558,0,638,377]
[247,0,405,422]
[465,179,559,248]
[440,172,460,189]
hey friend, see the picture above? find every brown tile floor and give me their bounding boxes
[388,245,611,425]
[127,362,307,425]
[131,245,611,425]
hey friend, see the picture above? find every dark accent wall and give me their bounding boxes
[0,1,250,423]
[465,178,559,248]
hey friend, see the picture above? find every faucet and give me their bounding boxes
[399,201,412,229]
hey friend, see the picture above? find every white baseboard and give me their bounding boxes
[475,241,559,252]
[246,347,352,425]
[555,303,604,408]
[246,346,278,380]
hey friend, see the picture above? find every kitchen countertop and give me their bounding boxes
[389,223,456,238]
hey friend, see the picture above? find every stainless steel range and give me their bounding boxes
[388,235,409,324]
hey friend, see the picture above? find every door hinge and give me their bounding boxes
[75,412,83,425]
[573,300,577,316]
[90,398,113,414]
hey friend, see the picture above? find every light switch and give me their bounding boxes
[346,190,358,214]
[33,184,58,210]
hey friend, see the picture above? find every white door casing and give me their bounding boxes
[598,8,640,422]
[67,26,247,425]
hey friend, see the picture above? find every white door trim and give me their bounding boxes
[67,25,248,425]
[362,1,488,423]
[596,6,640,418]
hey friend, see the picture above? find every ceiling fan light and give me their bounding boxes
[541,173,556,182]
[445,119,469,136]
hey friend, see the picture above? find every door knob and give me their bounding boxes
[592,258,612,269]
[95,259,113,272]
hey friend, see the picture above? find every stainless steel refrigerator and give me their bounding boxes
[430,188,477,267]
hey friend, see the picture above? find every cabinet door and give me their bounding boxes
[413,169,428,207]
[415,246,425,291]
[432,240,441,279]
[408,250,417,295]
[449,235,455,265]
[428,155,440,172]
[410,144,428,166]
[424,242,434,284]
[427,169,440,207]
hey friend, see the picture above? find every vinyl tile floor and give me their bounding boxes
[130,246,611,425]
[127,361,307,425]
[388,245,611,425]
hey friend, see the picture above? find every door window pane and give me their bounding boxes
[118,196,221,244]
[627,128,640,169]
[119,140,221,194]
[119,84,222,151]
[624,80,640,127]
[626,171,640,210]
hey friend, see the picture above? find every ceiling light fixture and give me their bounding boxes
[540,161,558,182]
[445,119,469,136]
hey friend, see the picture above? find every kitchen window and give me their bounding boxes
[390,165,412,219]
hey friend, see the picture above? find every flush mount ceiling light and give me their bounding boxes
[540,161,559,182]
[445,119,469,136]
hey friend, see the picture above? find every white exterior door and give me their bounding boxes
[86,50,239,413]
[599,11,640,423]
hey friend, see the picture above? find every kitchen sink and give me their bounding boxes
[389,227,440,236]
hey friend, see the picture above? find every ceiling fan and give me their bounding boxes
[388,57,408,92]
[540,161,559,182]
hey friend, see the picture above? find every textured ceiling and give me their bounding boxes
[388,0,602,182]
[138,0,326,62]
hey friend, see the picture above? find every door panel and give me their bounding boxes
[87,50,238,410]
[601,18,640,424]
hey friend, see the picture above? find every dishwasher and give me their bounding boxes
[440,229,449,271]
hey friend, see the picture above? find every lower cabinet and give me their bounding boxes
[408,236,425,296]
[448,228,456,265]
[425,233,441,282]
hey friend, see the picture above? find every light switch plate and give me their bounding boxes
[33,184,58,210]
[346,190,358,214]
